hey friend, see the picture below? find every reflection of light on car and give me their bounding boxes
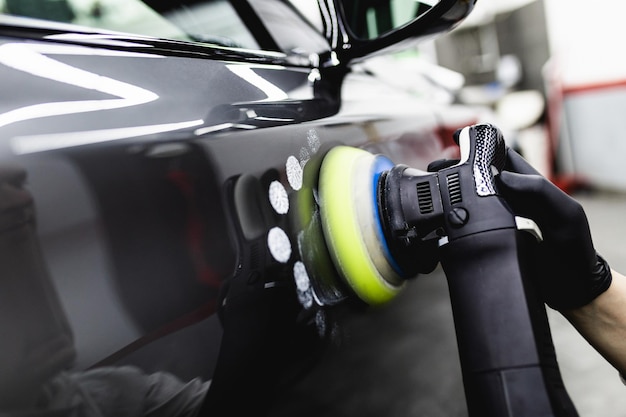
[318,0,344,49]
[193,122,256,135]
[46,33,157,48]
[226,64,288,101]
[11,119,204,154]
[0,42,160,128]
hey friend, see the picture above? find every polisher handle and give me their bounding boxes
[437,124,578,416]
[378,123,577,415]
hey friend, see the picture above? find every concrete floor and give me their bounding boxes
[270,192,626,416]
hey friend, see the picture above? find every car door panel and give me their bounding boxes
[0,0,482,412]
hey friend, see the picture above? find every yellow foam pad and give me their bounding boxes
[318,146,403,305]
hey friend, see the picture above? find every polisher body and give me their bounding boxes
[315,124,579,417]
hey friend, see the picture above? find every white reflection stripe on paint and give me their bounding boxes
[46,34,156,48]
[0,43,159,128]
[226,64,288,101]
[11,120,204,155]
[194,123,256,135]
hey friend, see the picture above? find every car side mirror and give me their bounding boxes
[328,0,476,63]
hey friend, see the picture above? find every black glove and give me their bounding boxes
[496,149,612,310]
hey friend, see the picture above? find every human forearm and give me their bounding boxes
[563,269,626,376]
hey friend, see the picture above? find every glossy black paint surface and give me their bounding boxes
[0,2,480,413]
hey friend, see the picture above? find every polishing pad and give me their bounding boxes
[318,146,404,305]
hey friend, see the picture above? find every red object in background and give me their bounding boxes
[544,61,626,194]
[167,170,221,288]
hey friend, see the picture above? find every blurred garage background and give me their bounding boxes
[435,0,626,193]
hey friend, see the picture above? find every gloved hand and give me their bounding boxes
[496,149,612,310]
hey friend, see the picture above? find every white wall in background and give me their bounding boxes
[544,0,626,87]
[543,0,626,190]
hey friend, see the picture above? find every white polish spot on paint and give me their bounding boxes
[293,261,315,309]
[268,180,289,214]
[293,261,310,292]
[267,227,292,263]
[299,147,310,167]
[307,129,320,153]
[298,290,313,309]
[315,310,326,336]
[286,155,303,190]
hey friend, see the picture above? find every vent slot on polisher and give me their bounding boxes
[447,173,462,205]
[416,181,434,214]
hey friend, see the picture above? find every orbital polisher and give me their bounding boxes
[314,123,579,417]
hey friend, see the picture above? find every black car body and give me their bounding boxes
[0,0,479,414]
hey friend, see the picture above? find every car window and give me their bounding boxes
[288,0,323,33]
[0,0,260,50]
[248,0,329,55]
